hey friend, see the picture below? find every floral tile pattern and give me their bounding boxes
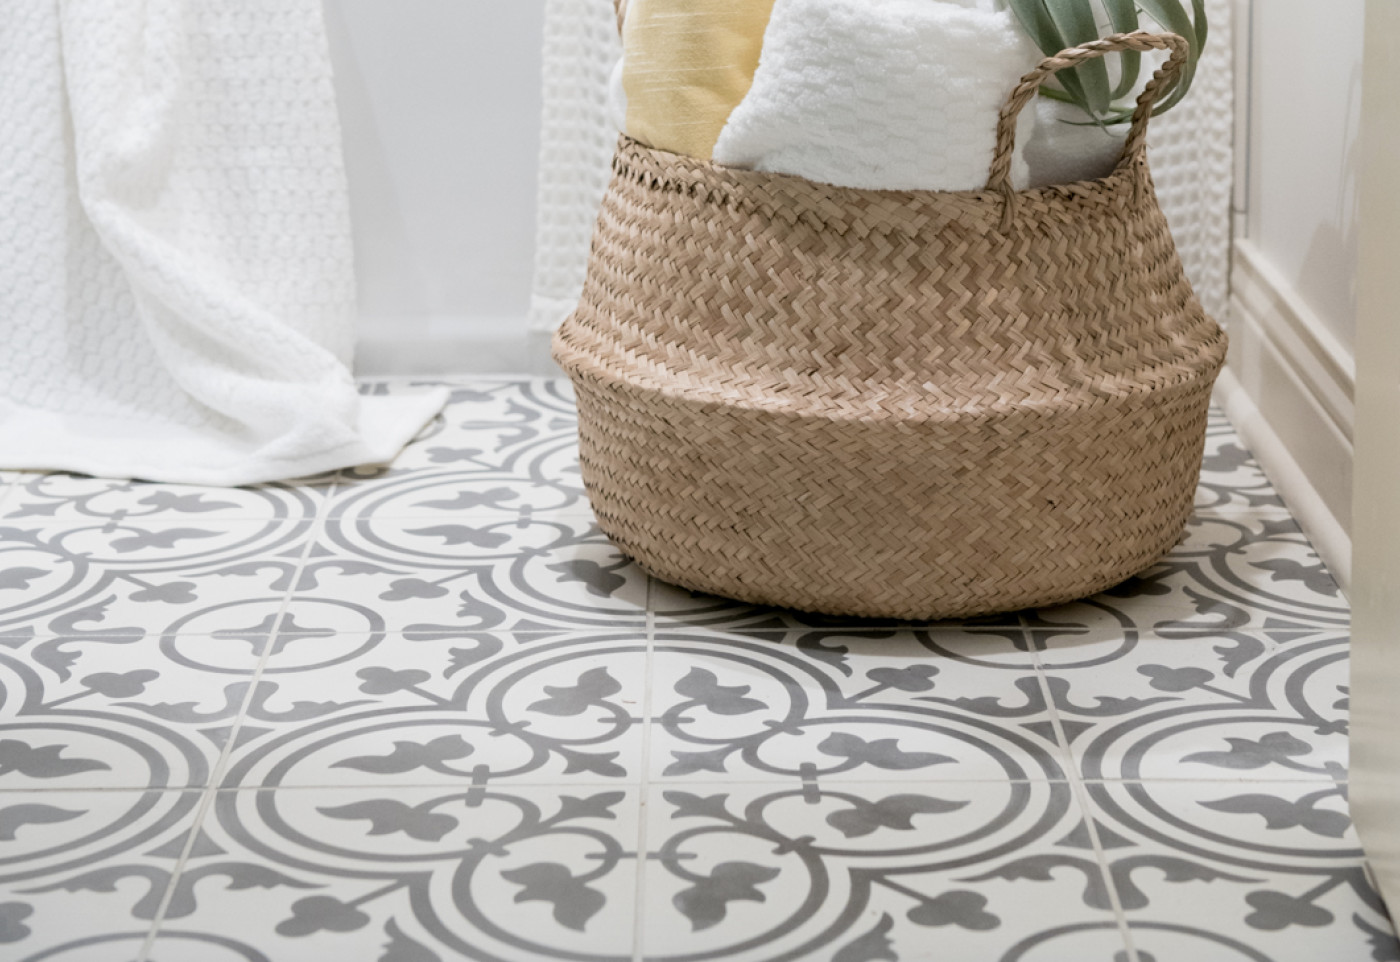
[277,514,647,636]
[0,517,315,641]
[0,379,1391,962]
[2,472,330,524]
[648,630,1062,784]
[1194,411,1290,514]
[0,789,201,960]
[1086,780,1393,962]
[637,780,1104,961]
[218,630,649,789]
[150,785,642,962]
[1038,629,1349,783]
[0,632,267,789]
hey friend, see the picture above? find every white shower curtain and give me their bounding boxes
[530,0,1234,327]
[529,0,623,336]
[0,0,446,486]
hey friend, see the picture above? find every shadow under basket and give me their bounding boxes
[553,33,1228,621]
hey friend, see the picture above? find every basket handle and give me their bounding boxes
[985,31,1190,226]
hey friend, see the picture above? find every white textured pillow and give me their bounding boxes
[711,0,1041,191]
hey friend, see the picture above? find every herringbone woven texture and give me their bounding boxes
[554,34,1227,619]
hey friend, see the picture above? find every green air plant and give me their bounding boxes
[994,0,1207,124]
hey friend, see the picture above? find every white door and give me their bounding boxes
[1349,0,1400,908]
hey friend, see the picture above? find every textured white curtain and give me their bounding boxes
[0,0,446,485]
[529,0,623,335]
[1148,0,1235,320]
[531,0,1233,325]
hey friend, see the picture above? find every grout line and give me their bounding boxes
[0,513,327,527]
[1028,645,1142,962]
[323,507,601,524]
[5,626,640,645]
[0,785,213,795]
[137,478,336,959]
[133,787,219,962]
[655,616,1348,637]
[0,774,1349,796]
[632,577,658,962]
[213,480,344,784]
[1191,503,1306,518]
[356,373,542,386]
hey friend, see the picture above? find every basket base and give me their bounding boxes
[598,505,1183,622]
[570,370,1210,621]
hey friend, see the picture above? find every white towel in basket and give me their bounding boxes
[711,0,1042,191]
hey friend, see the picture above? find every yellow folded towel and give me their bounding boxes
[622,0,777,160]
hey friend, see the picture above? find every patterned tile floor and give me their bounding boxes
[0,377,1392,962]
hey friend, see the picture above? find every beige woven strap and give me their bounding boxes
[614,0,628,36]
[986,31,1190,225]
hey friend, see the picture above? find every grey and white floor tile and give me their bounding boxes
[0,788,202,961]
[1084,779,1390,962]
[0,514,317,642]
[277,512,647,636]
[1036,628,1348,783]
[0,379,1392,962]
[1,472,331,524]
[0,631,268,789]
[647,630,1063,785]
[1194,411,1290,515]
[218,629,650,790]
[636,780,1103,961]
[148,784,643,962]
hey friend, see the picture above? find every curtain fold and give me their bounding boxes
[0,0,445,485]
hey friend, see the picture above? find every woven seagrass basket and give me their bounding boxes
[554,32,1227,620]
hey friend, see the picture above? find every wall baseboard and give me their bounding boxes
[1222,238,1356,591]
[355,315,534,376]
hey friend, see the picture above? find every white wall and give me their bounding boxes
[1220,0,1365,587]
[1246,0,1364,347]
[323,0,546,373]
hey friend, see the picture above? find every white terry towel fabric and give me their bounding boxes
[711,0,1042,191]
[1022,42,1176,188]
[1021,29,1173,187]
[1024,98,1131,187]
[0,0,446,486]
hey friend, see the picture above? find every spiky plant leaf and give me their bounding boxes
[1041,0,1112,115]
[1135,0,1202,114]
[1100,0,1142,100]
[997,0,1207,122]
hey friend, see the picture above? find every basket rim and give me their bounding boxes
[613,134,1149,211]
[558,134,1225,429]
